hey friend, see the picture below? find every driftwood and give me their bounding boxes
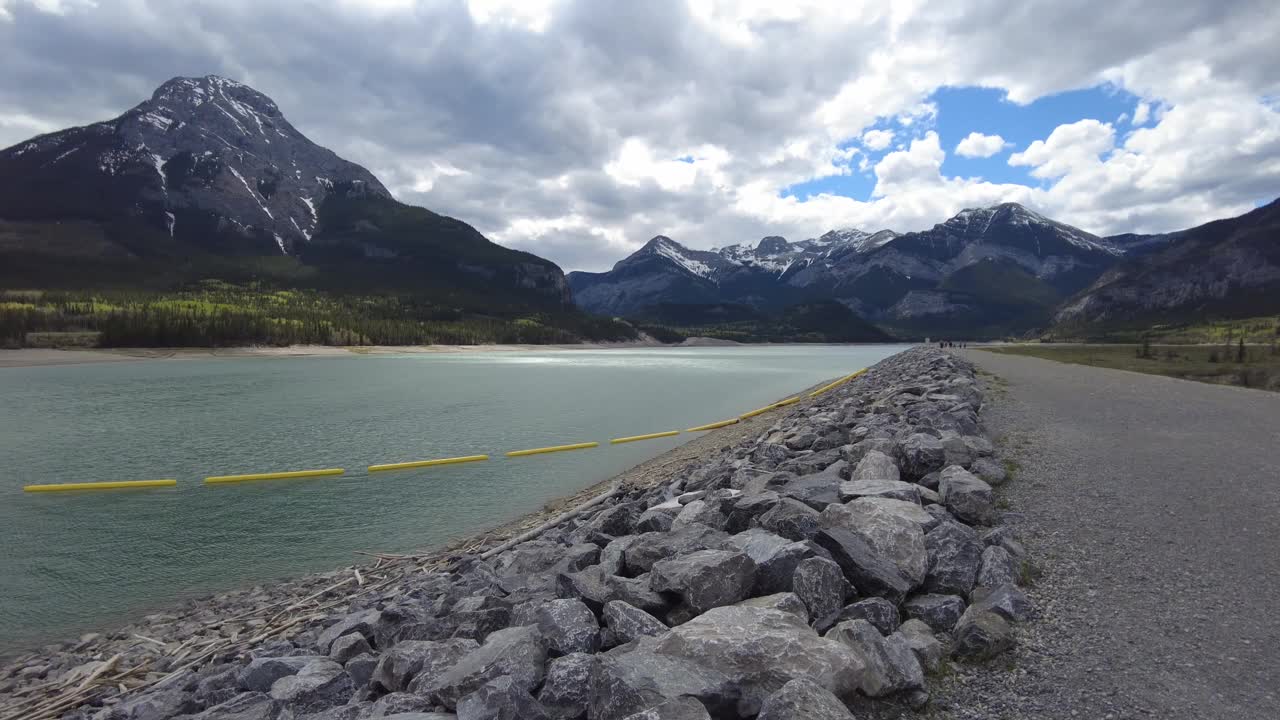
[480,484,620,560]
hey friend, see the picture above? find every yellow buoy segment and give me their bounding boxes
[809,368,867,398]
[686,418,739,432]
[610,430,681,445]
[506,442,599,457]
[203,468,345,484]
[775,396,801,407]
[24,479,178,493]
[368,455,489,472]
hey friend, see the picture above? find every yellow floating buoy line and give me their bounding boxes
[23,479,178,493]
[610,430,681,445]
[368,454,489,472]
[23,367,871,494]
[506,442,599,458]
[203,468,346,484]
[808,368,867,398]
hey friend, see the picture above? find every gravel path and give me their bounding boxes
[925,350,1280,719]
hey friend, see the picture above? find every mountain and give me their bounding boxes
[1054,198,1280,333]
[569,202,1119,338]
[0,75,568,308]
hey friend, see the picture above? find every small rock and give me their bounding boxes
[923,521,983,596]
[757,498,822,541]
[268,659,353,714]
[970,456,1008,486]
[791,556,847,623]
[328,633,371,665]
[976,545,1019,589]
[900,434,946,479]
[896,619,944,672]
[827,619,922,697]
[538,652,595,719]
[831,597,899,636]
[953,607,1015,659]
[755,677,854,719]
[603,601,669,644]
[315,609,381,655]
[902,593,967,633]
[456,675,550,720]
[971,583,1035,623]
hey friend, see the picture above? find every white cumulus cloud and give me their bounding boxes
[955,132,1008,158]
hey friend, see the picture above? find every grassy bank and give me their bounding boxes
[0,284,637,349]
[982,343,1280,392]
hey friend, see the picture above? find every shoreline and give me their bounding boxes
[0,375,823,664]
[0,338,903,369]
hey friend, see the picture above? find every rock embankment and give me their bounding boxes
[14,347,1031,720]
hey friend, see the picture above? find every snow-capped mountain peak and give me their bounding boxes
[0,75,389,256]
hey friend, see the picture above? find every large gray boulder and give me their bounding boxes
[557,566,669,616]
[923,521,983,596]
[900,434,946,479]
[725,491,781,533]
[791,556,847,624]
[268,659,353,714]
[344,653,378,691]
[938,466,995,525]
[652,605,866,717]
[779,461,847,510]
[315,609,381,655]
[650,550,756,615]
[897,619,944,672]
[953,607,1015,659]
[902,593,967,633]
[421,625,547,709]
[756,678,855,720]
[589,642,736,720]
[845,496,939,532]
[725,528,810,595]
[328,633,371,665]
[826,619,922,697]
[518,598,601,657]
[619,697,711,719]
[829,597,899,636]
[757,498,822,541]
[237,655,325,692]
[821,501,927,587]
[970,456,1008,486]
[671,500,728,531]
[837,478,922,504]
[623,526,730,575]
[603,601,669,645]
[538,652,595,719]
[971,583,1034,623]
[635,504,680,533]
[375,638,478,693]
[851,450,900,482]
[456,675,550,720]
[813,527,914,603]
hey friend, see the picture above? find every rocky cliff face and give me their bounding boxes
[1056,199,1280,327]
[0,75,569,306]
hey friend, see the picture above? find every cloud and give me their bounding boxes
[954,132,1008,158]
[861,129,895,151]
[1131,100,1151,125]
[0,0,1277,270]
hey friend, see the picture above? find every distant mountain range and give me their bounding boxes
[570,200,1279,339]
[1,75,1274,344]
[0,75,568,313]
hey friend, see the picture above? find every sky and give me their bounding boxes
[1,0,1278,272]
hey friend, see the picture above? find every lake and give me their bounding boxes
[0,344,909,652]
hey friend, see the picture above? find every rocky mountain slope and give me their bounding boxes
[0,75,568,307]
[1055,198,1280,331]
[570,203,1122,337]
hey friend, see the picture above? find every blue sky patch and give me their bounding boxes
[780,83,1142,202]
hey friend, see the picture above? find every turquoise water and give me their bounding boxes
[0,344,907,651]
